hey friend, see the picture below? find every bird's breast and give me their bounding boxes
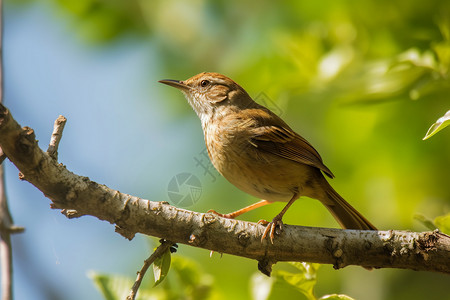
[203,119,313,202]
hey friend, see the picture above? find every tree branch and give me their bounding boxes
[0,104,449,275]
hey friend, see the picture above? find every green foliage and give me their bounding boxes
[89,272,134,300]
[91,260,359,300]
[12,0,450,114]
[90,255,217,300]
[251,262,355,300]
[273,262,320,300]
[434,213,450,234]
[413,213,450,234]
[53,0,147,43]
[153,248,172,287]
[169,256,215,299]
[250,273,274,300]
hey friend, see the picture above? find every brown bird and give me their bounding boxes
[159,72,377,243]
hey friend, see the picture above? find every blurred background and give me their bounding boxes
[3,0,450,299]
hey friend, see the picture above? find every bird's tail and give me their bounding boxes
[320,178,377,230]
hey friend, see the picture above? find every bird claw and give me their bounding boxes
[257,219,269,225]
[259,216,283,244]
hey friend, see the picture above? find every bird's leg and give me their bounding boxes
[208,200,270,219]
[259,193,298,244]
[208,200,271,258]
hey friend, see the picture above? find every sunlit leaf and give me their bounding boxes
[88,271,133,300]
[153,248,172,287]
[423,110,450,140]
[434,213,450,234]
[319,294,356,300]
[273,262,320,300]
[395,48,437,69]
[250,273,274,300]
[336,59,430,104]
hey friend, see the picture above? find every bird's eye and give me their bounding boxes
[200,80,210,87]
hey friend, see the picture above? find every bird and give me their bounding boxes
[159,72,377,243]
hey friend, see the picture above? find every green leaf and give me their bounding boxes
[434,213,450,234]
[153,248,172,287]
[319,294,356,300]
[423,110,450,140]
[413,214,438,231]
[273,262,320,300]
[250,273,274,300]
[88,271,133,300]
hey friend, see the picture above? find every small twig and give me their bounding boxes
[0,165,23,300]
[126,240,174,300]
[0,224,24,234]
[46,115,67,160]
[0,229,12,300]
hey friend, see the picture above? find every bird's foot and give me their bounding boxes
[258,215,284,244]
[207,209,235,219]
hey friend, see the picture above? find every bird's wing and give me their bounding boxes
[250,125,335,178]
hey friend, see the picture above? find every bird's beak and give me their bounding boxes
[158,79,190,91]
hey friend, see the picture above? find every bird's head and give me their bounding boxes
[159,72,255,121]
